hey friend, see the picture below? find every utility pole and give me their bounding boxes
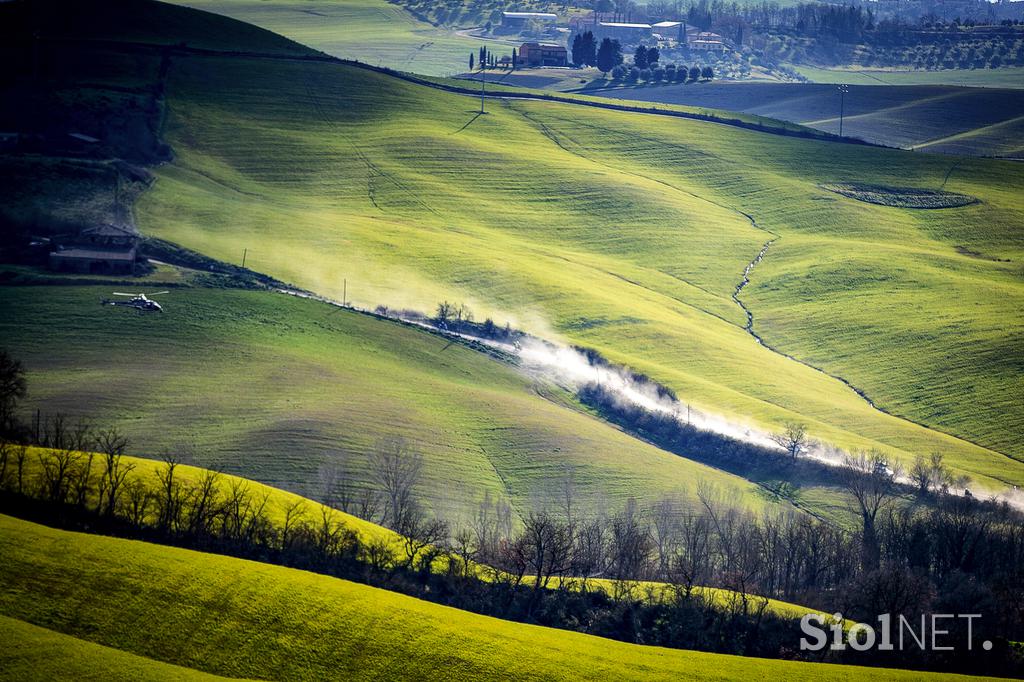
[343,278,347,307]
[838,84,849,137]
[480,63,486,114]
[241,248,247,268]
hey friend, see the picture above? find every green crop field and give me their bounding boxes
[577,81,1024,158]
[0,285,780,522]
[0,514,997,681]
[5,0,1022,499]
[0,615,232,682]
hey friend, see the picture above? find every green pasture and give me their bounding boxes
[0,286,775,522]
[0,515,997,681]
[118,46,1024,489]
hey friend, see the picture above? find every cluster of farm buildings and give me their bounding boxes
[501,10,728,67]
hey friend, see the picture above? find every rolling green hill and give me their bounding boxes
[0,615,233,682]
[0,285,781,522]
[141,46,1023,484]
[0,514,996,681]
[4,0,1022,496]
[573,81,1024,158]
[169,0,503,75]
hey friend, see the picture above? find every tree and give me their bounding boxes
[572,33,583,66]
[688,65,701,81]
[633,44,649,69]
[95,426,134,517]
[596,38,622,73]
[701,65,714,80]
[579,31,597,67]
[434,301,456,327]
[843,450,902,571]
[511,47,517,70]
[646,46,660,64]
[0,350,27,434]
[369,437,423,529]
[469,52,474,71]
[515,510,573,593]
[769,422,807,460]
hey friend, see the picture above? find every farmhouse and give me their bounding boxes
[501,11,557,28]
[691,31,727,51]
[594,22,652,42]
[519,42,568,67]
[49,223,140,275]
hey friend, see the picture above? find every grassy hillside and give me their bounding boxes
[0,514,995,681]
[169,0,504,75]
[0,615,232,682]
[794,65,1024,89]
[4,0,1021,493]
[577,82,1024,158]
[5,0,314,55]
[131,47,1023,483]
[0,285,780,522]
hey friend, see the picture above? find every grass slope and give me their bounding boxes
[0,514,995,681]
[0,285,776,522]
[794,65,1024,89]
[0,615,233,682]
[577,82,1024,157]
[7,1,1024,489]
[170,0,503,75]
[136,48,1023,483]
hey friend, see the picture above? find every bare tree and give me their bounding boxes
[0,350,27,434]
[770,422,808,460]
[369,437,423,530]
[434,301,456,328]
[607,498,652,600]
[910,452,954,497]
[319,461,356,514]
[95,427,134,517]
[155,453,185,535]
[516,510,574,592]
[843,450,902,572]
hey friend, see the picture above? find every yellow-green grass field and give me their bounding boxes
[171,0,506,75]
[0,286,780,522]
[0,514,997,681]
[123,43,1024,489]
[793,64,1024,88]
[0,615,233,682]
[10,446,824,615]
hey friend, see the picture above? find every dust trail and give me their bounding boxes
[275,288,1022,511]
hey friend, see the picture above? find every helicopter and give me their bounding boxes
[101,291,168,312]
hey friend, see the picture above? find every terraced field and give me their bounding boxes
[581,82,1024,157]
[0,515,996,681]
[0,286,777,522]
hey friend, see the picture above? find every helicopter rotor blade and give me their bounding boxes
[112,292,138,296]
[146,291,170,296]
